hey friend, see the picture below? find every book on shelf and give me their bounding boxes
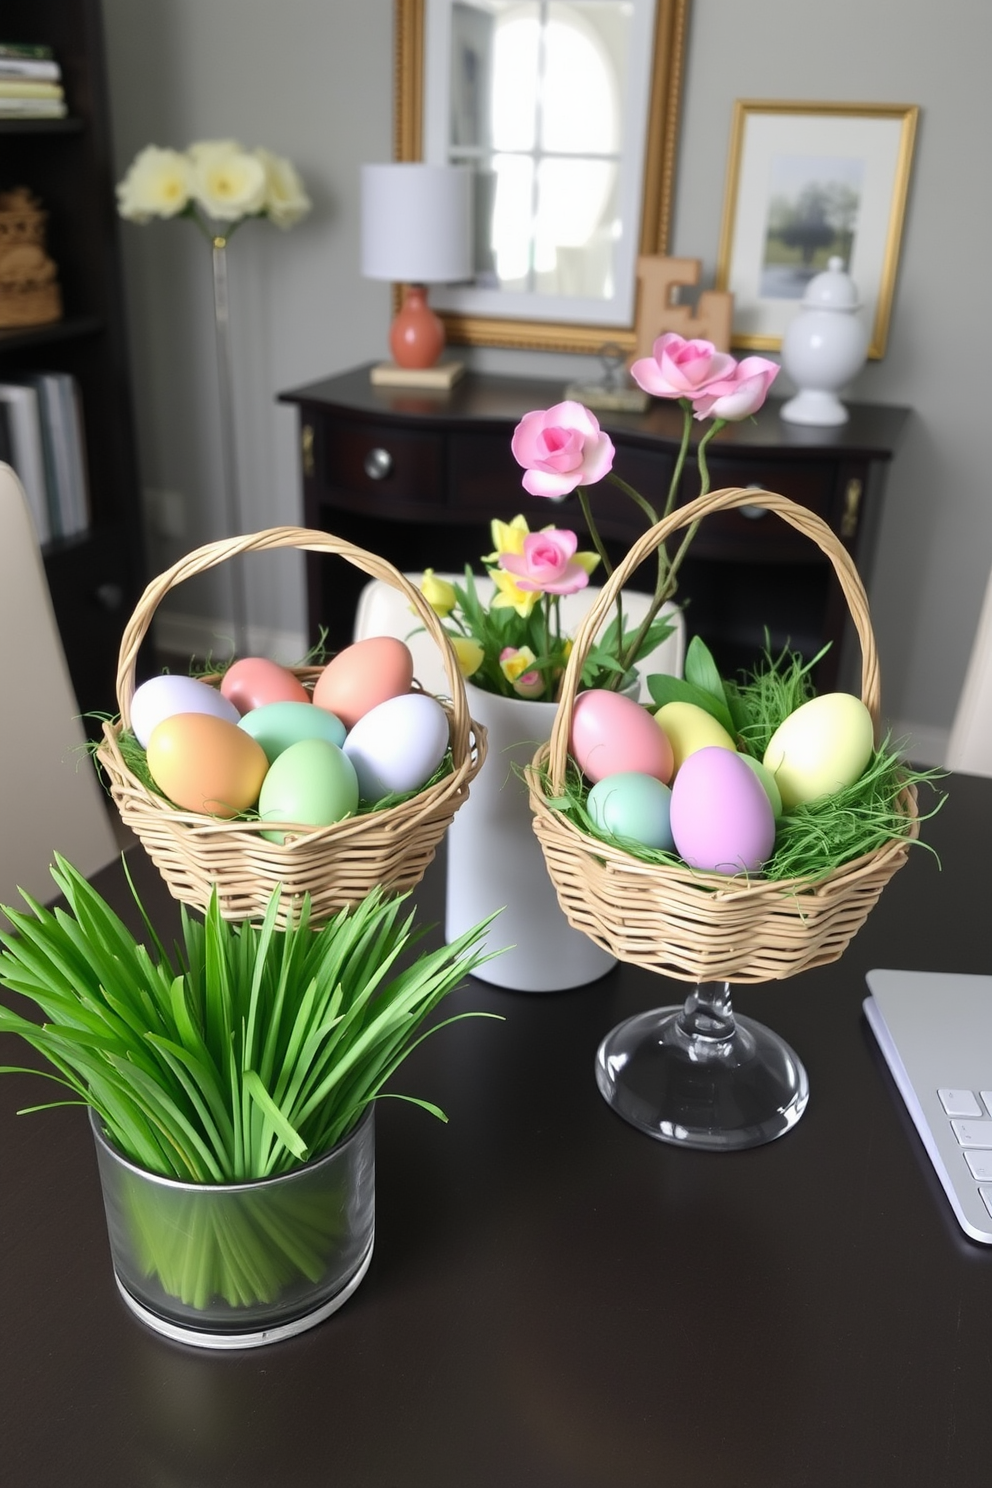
[0,58,60,81]
[0,81,63,99]
[0,43,54,61]
[0,381,50,543]
[0,372,91,544]
[0,97,67,118]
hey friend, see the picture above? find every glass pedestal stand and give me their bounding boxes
[595,981,809,1150]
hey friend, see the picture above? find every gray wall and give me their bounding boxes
[101,0,992,759]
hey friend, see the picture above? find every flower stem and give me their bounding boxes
[577,483,624,686]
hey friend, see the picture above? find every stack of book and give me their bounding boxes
[0,372,90,543]
[0,42,66,120]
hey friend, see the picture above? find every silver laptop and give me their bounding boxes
[864,969,992,1244]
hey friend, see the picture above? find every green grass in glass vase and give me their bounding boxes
[0,859,500,1310]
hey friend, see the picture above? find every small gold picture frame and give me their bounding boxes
[715,100,919,359]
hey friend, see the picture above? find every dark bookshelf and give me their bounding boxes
[0,0,146,736]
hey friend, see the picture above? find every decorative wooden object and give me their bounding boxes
[633,254,732,357]
[0,187,62,328]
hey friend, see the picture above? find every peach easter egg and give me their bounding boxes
[146,713,268,818]
[313,637,415,730]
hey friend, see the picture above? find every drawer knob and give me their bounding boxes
[364,447,393,481]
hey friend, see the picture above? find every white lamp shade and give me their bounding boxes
[361,163,473,284]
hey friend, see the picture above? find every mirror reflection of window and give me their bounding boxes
[448,0,626,299]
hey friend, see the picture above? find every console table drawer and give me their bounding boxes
[680,456,835,562]
[321,420,444,504]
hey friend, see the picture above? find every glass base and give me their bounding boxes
[595,1002,809,1151]
[112,1235,375,1350]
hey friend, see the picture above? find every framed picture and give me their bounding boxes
[716,100,919,358]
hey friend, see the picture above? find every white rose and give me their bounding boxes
[254,148,312,229]
[116,145,191,222]
[190,140,267,222]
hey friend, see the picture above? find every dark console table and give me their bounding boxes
[280,365,908,690]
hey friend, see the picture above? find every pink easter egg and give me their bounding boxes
[220,658,310,715]
[670,746,775,875]
[570,689,674,784]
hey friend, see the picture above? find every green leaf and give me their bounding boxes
[244,1069,308,1163]
[645,673,736,737]
[683,635,727,703]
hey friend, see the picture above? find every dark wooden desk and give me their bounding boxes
[280,366,909,693]
[1,775,987,1488]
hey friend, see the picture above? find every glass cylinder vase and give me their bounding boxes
[445,680,615,991]
[90,1106,375,1350]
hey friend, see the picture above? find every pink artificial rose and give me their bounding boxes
[629,332,737,400]
[690,357,780,421]
[511,401,614,498]
[498,529,592,595]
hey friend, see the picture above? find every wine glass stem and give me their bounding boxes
[677,980,736,1043]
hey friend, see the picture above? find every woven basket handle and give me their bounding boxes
[115,525,470,752]
[548,486,880,791]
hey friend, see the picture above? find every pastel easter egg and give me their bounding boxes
[258,738,359,844]
[570,689,674,784]
[313,637,415,731]
[343,692,449,802]
[670,746,776,875]
[737,752,783,819]
[762,693,874,809]
[654,701,736,776]
[238,700,346,763]
[146,713,268,818]
[130,674,239,748]
[587,772,674,851]
[220,657,309,714]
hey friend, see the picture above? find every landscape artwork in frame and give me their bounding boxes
[716,101,918,358]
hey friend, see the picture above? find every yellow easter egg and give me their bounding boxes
[146,712,269,818]
[762,693,874,809]
[654,701,736,776]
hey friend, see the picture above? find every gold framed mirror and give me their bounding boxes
[394,0,689,354]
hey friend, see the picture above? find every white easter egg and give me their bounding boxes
[343,692,450,802]
[130,674,240,748]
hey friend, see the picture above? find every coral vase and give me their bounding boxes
[445,682,615,991]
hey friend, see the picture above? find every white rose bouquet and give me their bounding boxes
[117,138,311,235]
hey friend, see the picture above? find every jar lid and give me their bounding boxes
[800,256,860,310]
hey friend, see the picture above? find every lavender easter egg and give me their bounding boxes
[570,689,674,784]
[670,746,776,875]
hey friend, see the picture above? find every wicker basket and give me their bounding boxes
[526,487,919,984]
[96,527,486,925]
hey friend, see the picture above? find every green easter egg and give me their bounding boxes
[587,771,674,851]
[239,700,346,763]
[258,738,359,844]
[737,752,783,819]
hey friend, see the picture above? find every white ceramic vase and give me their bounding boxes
[445,681,615,992]
[780,257,869,427]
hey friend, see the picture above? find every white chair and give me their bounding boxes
[946,564,992,777]
[352,571,685,697]
[0,462,118,912]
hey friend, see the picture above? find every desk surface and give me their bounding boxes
[0,774,987,1488]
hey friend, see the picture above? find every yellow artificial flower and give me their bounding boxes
[450,635,484,677]
[254,146,312,228]
[573,549,600,576]
[489,567,541,618]
[420,568,457,618]
[486,513,530,563]
[499,646,537,684]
